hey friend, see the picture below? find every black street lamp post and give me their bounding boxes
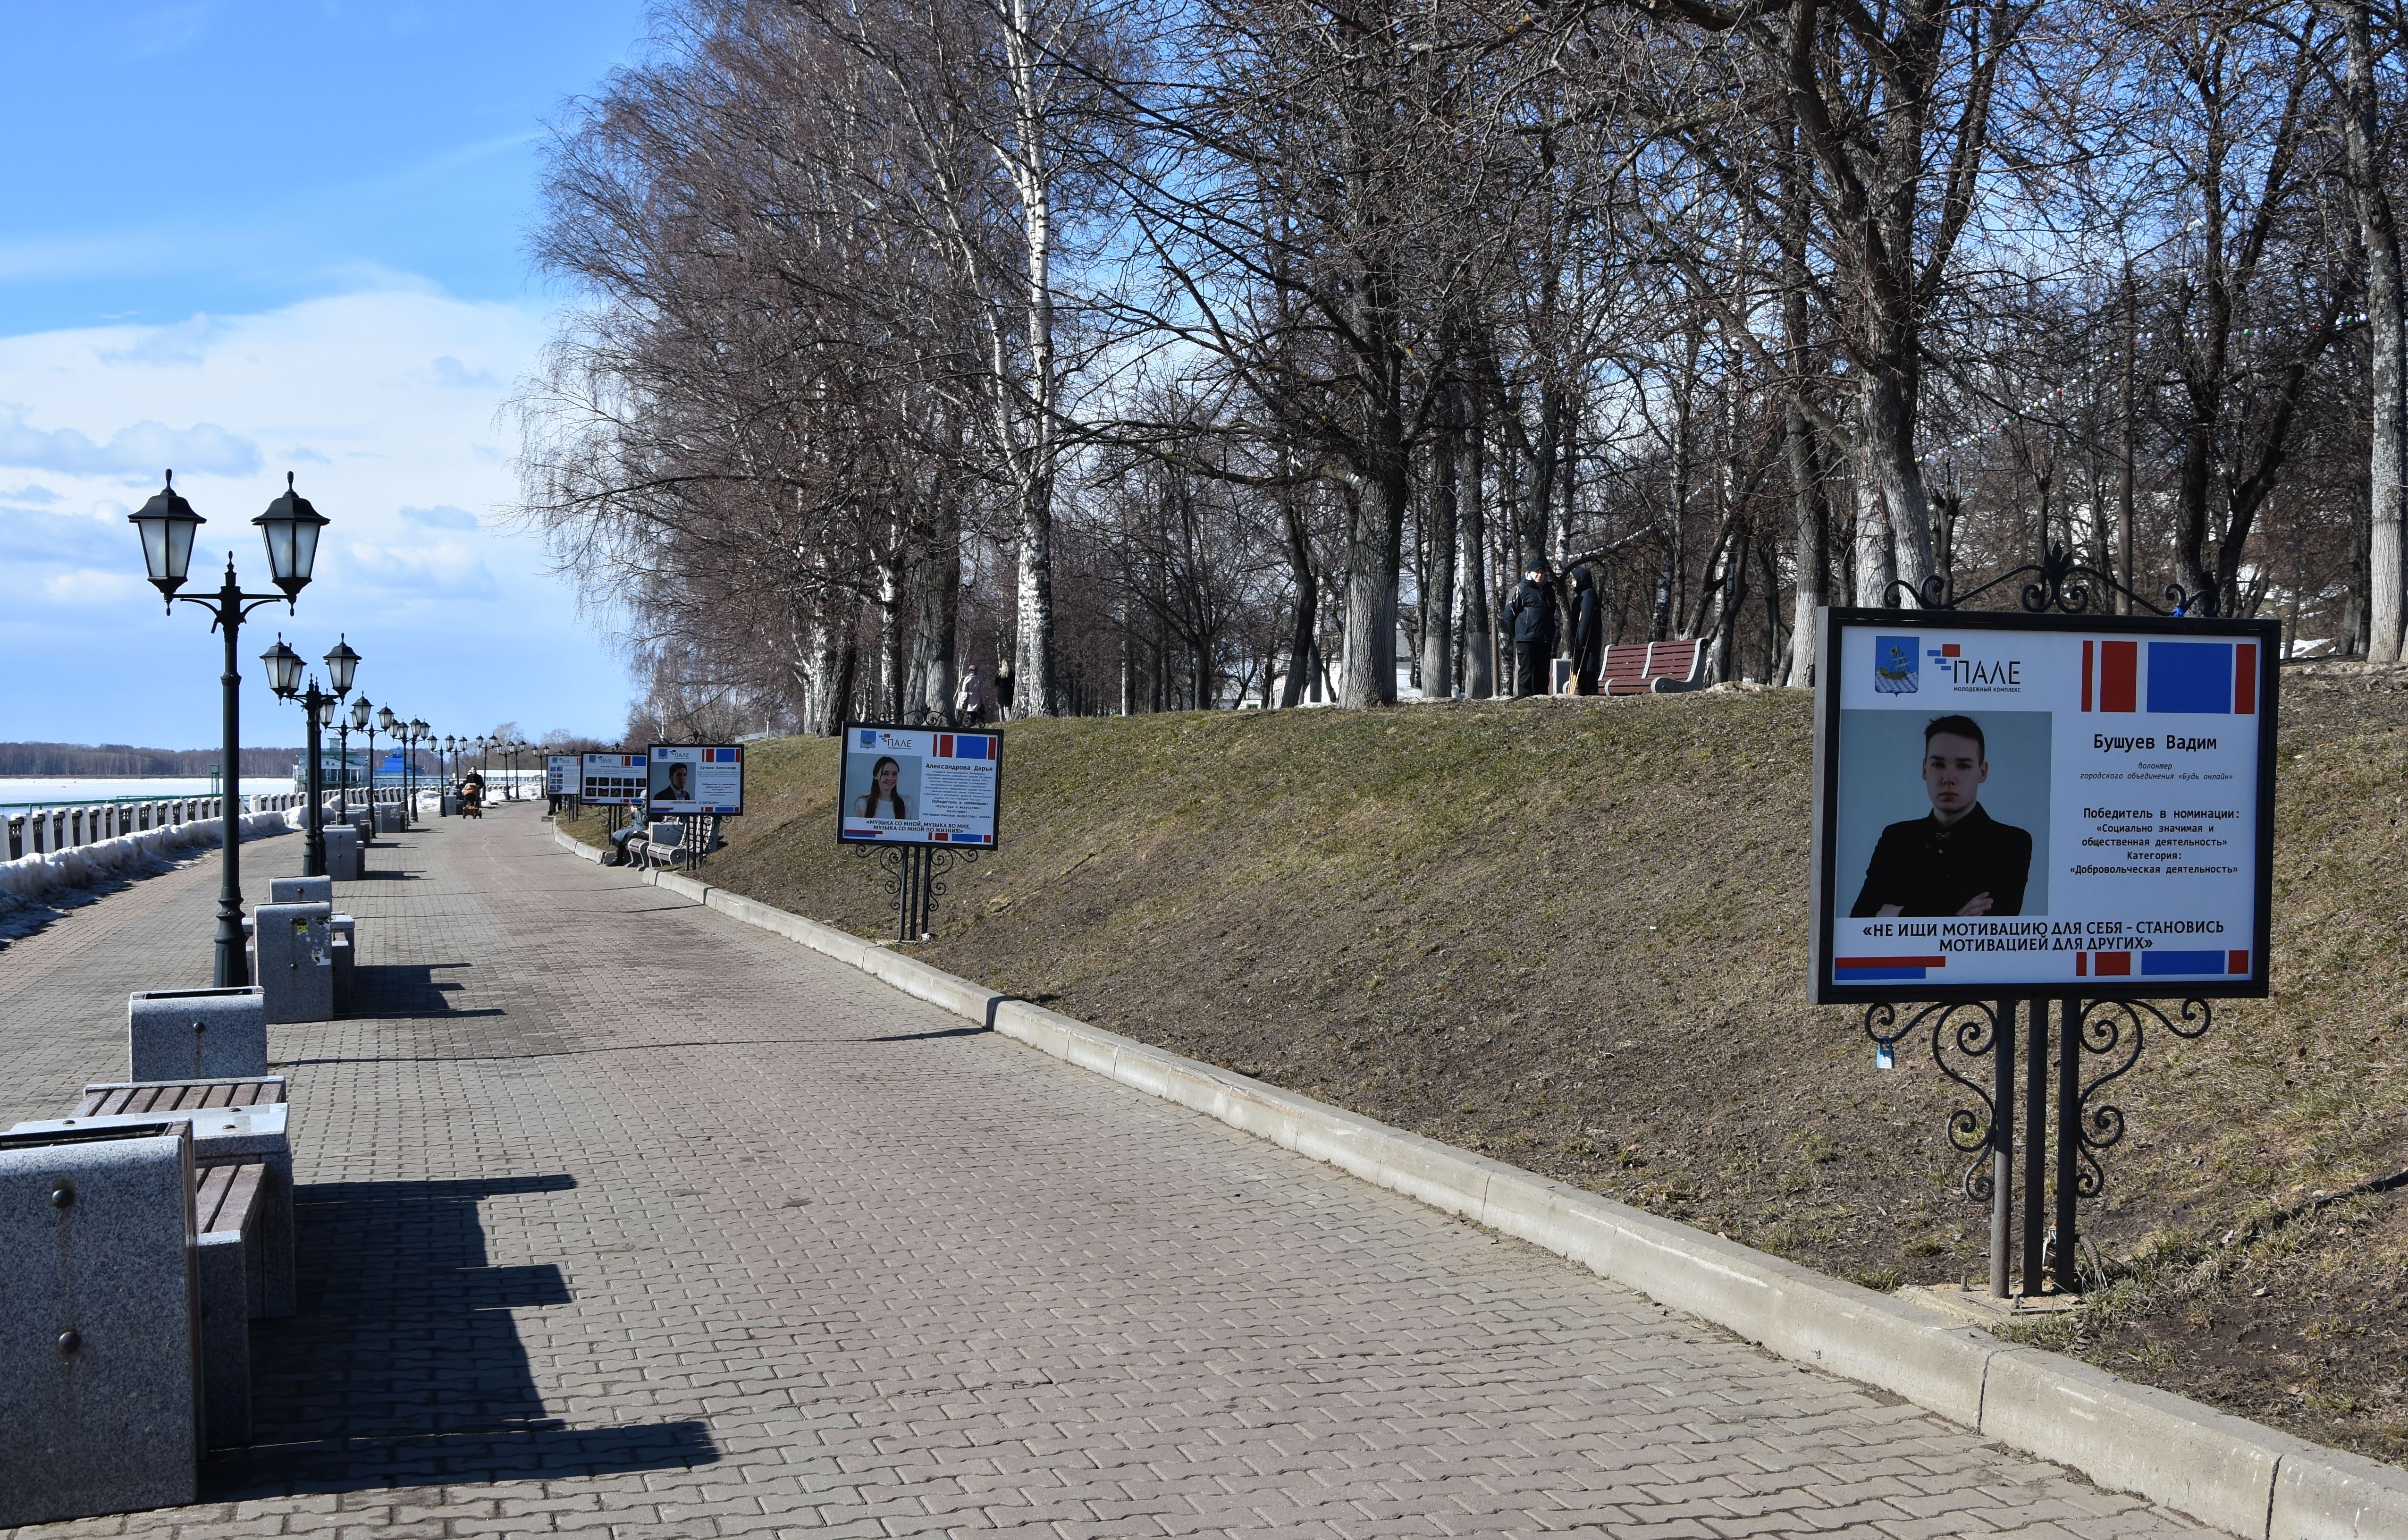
[261,636,360,877]
[356,697,379,829]
[378,707,404,827]
[129,470,328,986]
[337,686,370,825]
[410,719,430,820]
[326,640,362,825]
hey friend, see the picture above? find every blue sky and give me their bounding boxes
[0,2,650,751]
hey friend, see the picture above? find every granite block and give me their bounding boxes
[196,1228,249,1447]
[0,1123,200,1526]
[373,803,402,833]
[323,823,362,880]
[269,874,332,905]
[127,986,267,1081]
[253,901,333,1025]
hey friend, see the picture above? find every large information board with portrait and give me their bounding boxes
[580,751,648,807]
[835,723,1001,847]
[1809,609,2277,1003]
[646,744,745,816]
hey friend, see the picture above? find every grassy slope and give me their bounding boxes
[562,670,2408,1463]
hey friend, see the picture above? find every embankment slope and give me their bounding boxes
[565,669,2408,1463]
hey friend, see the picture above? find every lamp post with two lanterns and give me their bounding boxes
[258,635,360,878]
[410,719,431,818]
[128,470,329,987]
[376,707,402,826]
[337,692,371,825]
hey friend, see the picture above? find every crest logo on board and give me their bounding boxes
[1873,636,1919,694]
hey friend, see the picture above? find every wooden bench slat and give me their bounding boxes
[203,1162,266,1238]
[199,1083,238,1109]
[196,1163,236,1232]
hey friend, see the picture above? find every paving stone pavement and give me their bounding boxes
[0,804,2223,1540]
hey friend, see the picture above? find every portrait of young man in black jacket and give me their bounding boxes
[1850,714,2034,918]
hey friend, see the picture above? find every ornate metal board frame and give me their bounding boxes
[1809,606,2279,1006]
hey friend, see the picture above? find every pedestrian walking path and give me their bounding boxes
[0,805,2217,1539]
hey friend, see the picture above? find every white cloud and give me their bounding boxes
[0,287,634,744]
[42,568,143,604]
[432,355,500,389]
[0,406,260,478]
[340,535,501,598]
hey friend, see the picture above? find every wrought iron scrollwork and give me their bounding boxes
[1881,542,2218,618]
[1866,1000,2005,1202]
[851,842,980,940]
[2068,996,2213,1199]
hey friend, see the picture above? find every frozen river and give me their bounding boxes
[0,778,294,815]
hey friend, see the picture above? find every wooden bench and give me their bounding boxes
[77,1075,286,1117]
[1601,639,1710,694]
[69,1078,295,1319]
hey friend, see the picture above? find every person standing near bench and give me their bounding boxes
[1504,554,1559,699]
[957,664,987,725]
[1567,566,1603,695]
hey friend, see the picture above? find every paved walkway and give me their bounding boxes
[0,805,2216,1540]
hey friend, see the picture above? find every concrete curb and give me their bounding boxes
[552,827,2408,1540]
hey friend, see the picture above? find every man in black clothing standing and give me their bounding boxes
[1504,554,1559,698]
[1567,566,1603,694]
[1850,714,2034,917]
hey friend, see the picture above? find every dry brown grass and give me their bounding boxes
[559,664,2408,1464]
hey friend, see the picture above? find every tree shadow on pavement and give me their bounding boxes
[205,1173,717,1496]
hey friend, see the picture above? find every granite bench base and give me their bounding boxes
[0,1123,201,1526]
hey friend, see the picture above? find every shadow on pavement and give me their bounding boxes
[859,1024,991,1043]
[351,961,504,1018]
[206,1173,719,1496]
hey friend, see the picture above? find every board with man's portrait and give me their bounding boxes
[1808,609,2279,1004]
[646,744,745,817]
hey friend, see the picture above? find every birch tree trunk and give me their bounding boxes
[2340,0,2407,660]
[1785,406,1828,685]
[1853,464,1897,609]
[1002,0,1063,715]
[1461,400,1495,698]
[1422,390,1460,697]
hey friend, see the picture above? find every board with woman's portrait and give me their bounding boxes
[837,723,1002,847]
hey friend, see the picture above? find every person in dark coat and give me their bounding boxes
[1850,714,2034,917]
[1568,566,1604,694]
[1503,554,1560,698]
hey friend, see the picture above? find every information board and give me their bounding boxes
[580,751,648,807]
[546,755,580,798]
[835,723,1001,847]
[646,744,744,816]
[1809,609,2277,1003]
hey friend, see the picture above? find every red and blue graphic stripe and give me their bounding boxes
[2081,640,2256,715]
